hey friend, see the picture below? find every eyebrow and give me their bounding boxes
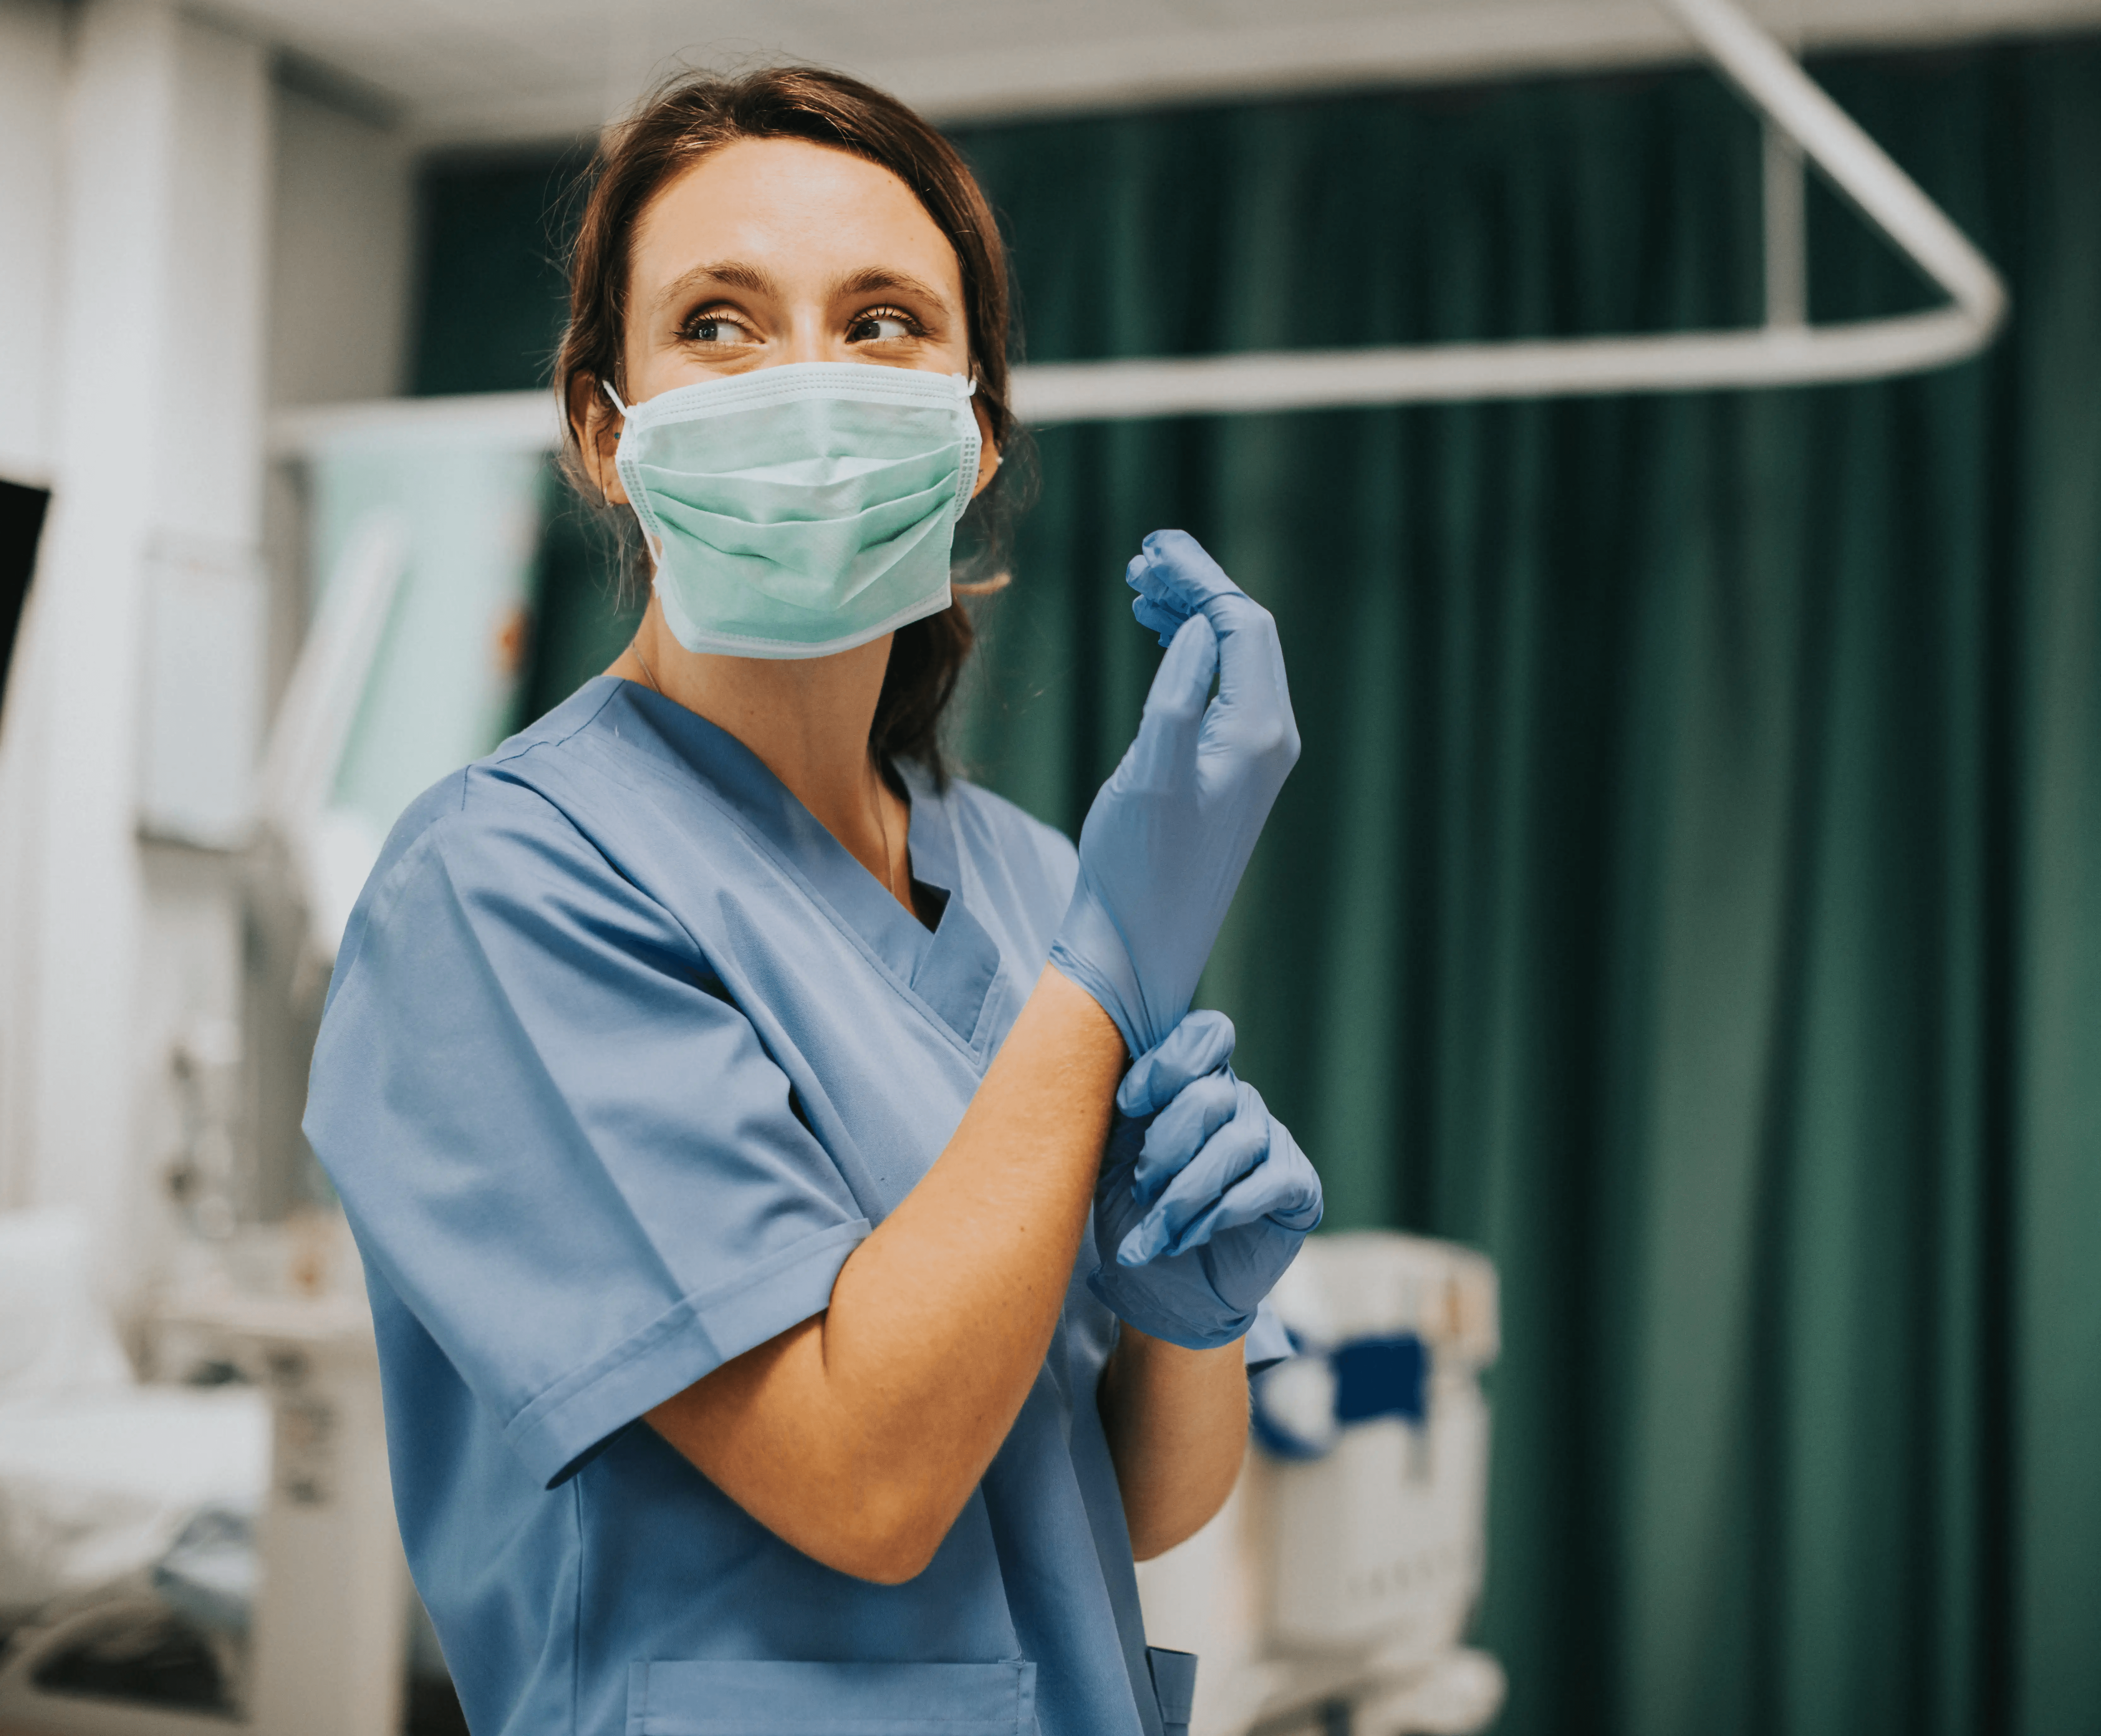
[651,260,958,326]
[832,266,954,310]
[651,260,775,314]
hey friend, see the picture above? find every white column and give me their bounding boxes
[0,0,68,1208]
[0,0,271,1275]
[0,0,65,489]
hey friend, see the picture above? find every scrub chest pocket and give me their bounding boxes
[625,1660,1038,1734]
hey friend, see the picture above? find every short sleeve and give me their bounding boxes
[305,782,868,1488]
[1243,1298,1294,1376]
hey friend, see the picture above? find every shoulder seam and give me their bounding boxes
[349,776,613,967]
[487,678,626,772]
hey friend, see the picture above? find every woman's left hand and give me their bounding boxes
[1091,1011,1323,1350]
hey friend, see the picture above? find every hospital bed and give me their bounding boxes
[0,1207,415,1736]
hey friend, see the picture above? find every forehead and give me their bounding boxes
[629,135,964,304]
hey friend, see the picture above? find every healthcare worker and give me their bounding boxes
[305,65,1319,1736]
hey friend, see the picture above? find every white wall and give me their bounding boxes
[0,1,273,1301]
[260,74,416,707]
[267,81,413,411]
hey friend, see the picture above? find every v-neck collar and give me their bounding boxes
[591,678,1004,1054]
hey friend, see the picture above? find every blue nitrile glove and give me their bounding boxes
[1090,1011,1323,1351]
[1048,531,1300,1058]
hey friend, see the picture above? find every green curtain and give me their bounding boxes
[413,42,2101,1736]
[944,47,2101,1736]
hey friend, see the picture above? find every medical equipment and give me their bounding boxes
[0,1207,414,1736]
[1092,1011,1322,1352]
[607,363,982,659]
[1135,1232,1502,1736]
[1052,533,1299,1059]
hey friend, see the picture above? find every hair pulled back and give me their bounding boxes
[555,65,1022,784]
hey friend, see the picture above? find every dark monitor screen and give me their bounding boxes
[0,478,50,722]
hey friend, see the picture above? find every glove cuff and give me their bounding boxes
[1087,1267,1254,1353]
[1050,885,1159,1055]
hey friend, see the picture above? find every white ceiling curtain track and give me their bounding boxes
[271,0,2009,457]
[1010,0,2009,421]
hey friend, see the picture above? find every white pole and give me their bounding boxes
[1763,121,1807,332]
[1663,0,2004,328]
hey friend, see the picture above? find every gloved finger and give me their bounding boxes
[1118,1010,1237,1119]
[1131,1072,1240,1205]
[1269,1117,1323,1227]
[1119,1110,1270,1264]
[1126,530,1242,620]
[1130,533,1298,777]
[1126,534,1227,647]
[1220,1113,1322,1232]
[1130,1085,1323,1252]
[1138,1157,1318,1258]
[1134,597,1185,647]
[1122,612,1218,786]
[1197,591,1297,773]
[1130,533,1272,684]
[1130,591,1185,648]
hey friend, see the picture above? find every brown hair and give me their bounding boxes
[555,65,1023,786]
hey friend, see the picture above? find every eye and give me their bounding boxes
[682,307,756,346]
[848,306,921,343]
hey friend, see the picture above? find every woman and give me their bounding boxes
[306,66,1319,1736]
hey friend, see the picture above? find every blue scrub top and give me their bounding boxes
[305,677,1252,1736]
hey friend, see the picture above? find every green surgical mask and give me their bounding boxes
[607,363,982,659]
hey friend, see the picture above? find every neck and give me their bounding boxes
[613,599,914,908]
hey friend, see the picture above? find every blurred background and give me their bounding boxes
[2,1,2098,1734]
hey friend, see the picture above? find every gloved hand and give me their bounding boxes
[1048,531,1299,1059]
[1090,1011,1323,1351]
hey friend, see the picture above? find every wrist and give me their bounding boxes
[1110,1321,1245,1371]
[1030,963,1128,1062]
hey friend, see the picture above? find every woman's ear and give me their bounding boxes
[969,392,1001,500]
[573,376,629,507]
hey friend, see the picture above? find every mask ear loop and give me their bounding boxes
[597,379,661,568]
[964,373,998,478]
[952,373,1011,598]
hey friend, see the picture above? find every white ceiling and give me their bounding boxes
[207,0,2101,145]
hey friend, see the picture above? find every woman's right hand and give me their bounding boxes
[1049,530,1300,1057]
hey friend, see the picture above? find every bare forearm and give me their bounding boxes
[1099,1327,1248,1560]
[815,970,1123,1510]
[649,967,1125,1579]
